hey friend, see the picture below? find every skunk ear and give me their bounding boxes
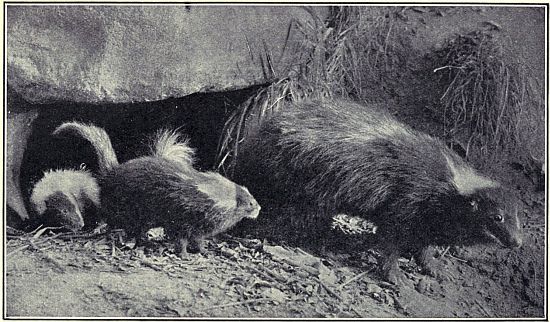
[445,155,500,195]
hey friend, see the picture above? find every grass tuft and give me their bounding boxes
[432,30,544,168]
[216,7,406,175]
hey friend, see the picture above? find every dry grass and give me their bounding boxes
[432,31,544,167]
[7,229,397,318]
[218,11,543,176]
[216,7,406,175]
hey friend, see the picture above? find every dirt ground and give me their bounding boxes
[5,6,547,319]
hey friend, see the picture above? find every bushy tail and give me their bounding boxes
[53,122,119,173]
[152,129,195,168]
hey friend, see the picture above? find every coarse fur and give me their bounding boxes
[30,169,100,231]
[151,129,196,168]
[54,122,260,255]
[236,98,522,283]
[53,122,119,172]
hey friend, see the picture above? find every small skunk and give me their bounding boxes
[30,168,100,231]
[54,122,260,255]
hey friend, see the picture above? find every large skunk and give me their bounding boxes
[235,98,522,283]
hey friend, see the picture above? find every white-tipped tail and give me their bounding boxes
[54,122,118,173]
[153,129,195,167]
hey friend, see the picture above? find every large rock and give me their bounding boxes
[6,95,38,222]
[7,5,324,103]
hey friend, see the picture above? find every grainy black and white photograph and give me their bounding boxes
[4,3,547,319]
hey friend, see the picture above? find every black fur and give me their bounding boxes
[41,191,83,231]
[100,156,255,252]
[55,122,260,255]
[236,98,521,283]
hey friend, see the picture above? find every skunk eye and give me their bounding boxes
[493,214,504,222]
[470,200,479,211]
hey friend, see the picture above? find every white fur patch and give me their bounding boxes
[237,186,261,219]
[376,117,412,138]
[445,155,500,195]
[196,172,237,211]
[30,169,100,215]
[348,114,411,143]
[153,129,195,167]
